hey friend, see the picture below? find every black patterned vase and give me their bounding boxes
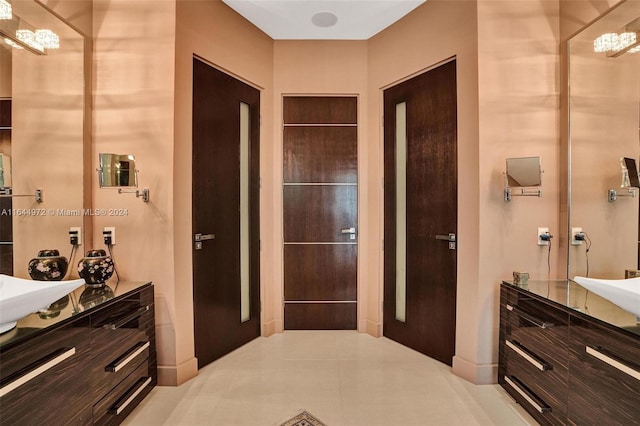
[27,249,68,281]
[78,249,114,285]
[79,285,114,310]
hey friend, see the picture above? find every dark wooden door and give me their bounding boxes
[383,60,458,365]
[192,58,260,368]
[283,96,358,329]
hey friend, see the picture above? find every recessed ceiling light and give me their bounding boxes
[311,12,338,28]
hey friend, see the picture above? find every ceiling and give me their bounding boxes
[221,0,427,40]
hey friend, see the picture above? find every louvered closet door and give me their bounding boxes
[283,96,358,329]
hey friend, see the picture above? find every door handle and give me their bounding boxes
[435,233,456,250]
[194,233,215,250]
[340,227,357,240]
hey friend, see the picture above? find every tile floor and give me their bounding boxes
[124,331,536,426]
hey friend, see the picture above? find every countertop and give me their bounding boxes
[503,279,640,337]
[0,280,152,350]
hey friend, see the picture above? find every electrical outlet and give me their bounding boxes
[571,227,584,246]
[537,227,550,246]
[103,226,116,245]
[69,227,81,245]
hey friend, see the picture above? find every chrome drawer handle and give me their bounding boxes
[106,342,150,373]
[506,304,554,329]
[0,347,76,398]
[504,375,551,414]
[110,376,152,415]
[103,306,149,330]
[506,340,551,371]
[586,346,640,381]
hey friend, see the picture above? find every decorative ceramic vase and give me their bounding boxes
[79,285,114,310]
[78,249,114,285]
[27,249,68,281]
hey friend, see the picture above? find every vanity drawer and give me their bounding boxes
[90,288,154,400]
[502,374,563,426]
[93,338,151,401]
[505,295,569,367]
[0,321,92,425]
[504,340,567,425]
[567,316,640,425]
[90,296,153,351]
[93,360,152,425]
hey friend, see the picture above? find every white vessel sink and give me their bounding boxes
[573,276,640,318]
[0,275,85,334]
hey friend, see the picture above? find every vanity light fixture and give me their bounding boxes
[593,18,640,57]
[35,29,59,49]
[15,29,43,53]
[593,32,636,53]
[0,0,11,20]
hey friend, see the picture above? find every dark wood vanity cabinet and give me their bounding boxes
[0,283,156,425]
[499,282,640,425]
[499,286,569,426]
[90,286,156,425]
[567,317,640,425]
[0,317,93,425]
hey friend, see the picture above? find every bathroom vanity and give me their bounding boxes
[0,281,156,425]
[499,280,639,426]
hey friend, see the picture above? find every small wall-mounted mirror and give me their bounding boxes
[504,156,542,201]
[506,156,542,187]
[621,157,640,188]
[98,153,138,188]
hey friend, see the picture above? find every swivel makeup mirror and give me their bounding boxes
[98,153,138,188]
[504,156,542,201]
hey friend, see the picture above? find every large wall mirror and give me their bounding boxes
[0,0,85,277]
[568,0,640,280]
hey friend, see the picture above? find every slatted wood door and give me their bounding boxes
[383,60,458,365]
[283,96,358,329]
[192,58,260,368]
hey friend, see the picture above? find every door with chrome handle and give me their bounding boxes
[194,233,215,250]
[341,227,357,240]
[435,233,456,250]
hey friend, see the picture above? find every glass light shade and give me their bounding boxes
[616,32,636,50]
[594,32,637,53]
[35,29,60,49]
[594,33,618,52]
[16,29,44,52]
[0,0,11,20]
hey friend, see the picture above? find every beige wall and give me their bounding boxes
[92,0,178,382]
[475,0,561,382]
[11,0,85,277]
[37,0,93,37]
